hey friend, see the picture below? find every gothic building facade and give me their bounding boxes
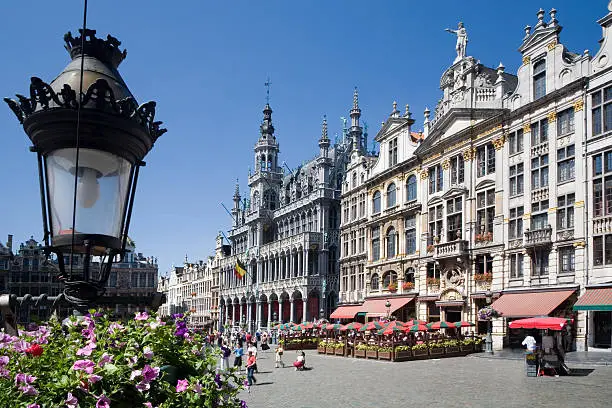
[334,5,612,351]
[212,96,362,332]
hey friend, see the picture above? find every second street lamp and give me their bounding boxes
[4,29,166,310]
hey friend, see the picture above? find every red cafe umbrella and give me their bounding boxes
[300,322,314,330]
[405,319,426,326]
[323,323,343,331]
[359,321,384,332]
[508,317,569,331]
[378,326,404,335]
[403,324,429,333]
[427,321,454,330]
[340,322,363,331]
[384,321,405,330]
[452,321,475,328]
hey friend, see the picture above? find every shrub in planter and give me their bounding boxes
[402,282,414,291]
[0,311,246,407]
[387,282,398,292]
[426,277,440,286]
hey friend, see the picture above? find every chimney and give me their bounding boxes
[7,234,13,252]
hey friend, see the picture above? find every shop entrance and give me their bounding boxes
[594,311,612,348]
[445,307,462,323]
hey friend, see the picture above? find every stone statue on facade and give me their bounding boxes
[445,22,468,63]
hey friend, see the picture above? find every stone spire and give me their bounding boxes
[233,179,241,203]
[390,101,400,118]
[534,8,547,30]
[259,103,275,140]
[403,104,411,119]
[319,115,330,158]
[350,87,361,128]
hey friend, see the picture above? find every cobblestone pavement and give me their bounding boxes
[239,350,612,408]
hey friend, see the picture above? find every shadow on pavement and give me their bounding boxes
[255,382,274,386]
[567,368,595,377]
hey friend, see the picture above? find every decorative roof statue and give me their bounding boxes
[445,22,468,63]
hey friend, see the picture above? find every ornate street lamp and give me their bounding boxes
[385,299,392,320]
[3,29,166,309]
[319,307,324,320]
[485,290,494,354]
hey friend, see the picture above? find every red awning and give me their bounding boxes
[362,297,415,317]
[490,289,575,318]
[574,287,612,311]
[330,305,364,319]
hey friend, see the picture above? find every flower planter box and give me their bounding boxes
[326,347,336,355]
[412,348,429,358]
[378,351,393,360]
[346,347,354,357]
[354,349,366,358]
[366,350,378,359]
[473,343,483,353]
[302,342,318,350]
[317,345,326,354]
[393,350,413,361]
[429,347,445,357]
[335,347,345,356]
[460,345,474,354]
[444,346,461,357]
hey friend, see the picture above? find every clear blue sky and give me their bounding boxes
[0,1,606,275]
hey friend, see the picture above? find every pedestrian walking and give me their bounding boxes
[218,342,231,372]
[233,343,244,372]
[274,344,285,368]
[246,351,257,390]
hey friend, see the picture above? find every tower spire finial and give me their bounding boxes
[321,115,328,140]
[353,86,359,109]
[264,77,272,105]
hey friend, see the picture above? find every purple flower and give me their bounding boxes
[192,381,203,395]
[136,381,151,392]
[172,313,184,320]
[144,403,157,408]
[19,384,38,396]
[96,394,110,408]
[108,322,124,334]
[88,374,103,384]
[143,346,153,359]
[127,356,138,367]
[98,353,114,368]
[240,400,248,408]
[142,365,160,382]
[77,342,97,356]
[0,368,9,378]
[214,374,222,388]
[129,369,142,381]
[15,373,36,385]
[27,404,40,408]
[72,360,95,374]
[135,312,149,321]
[0,356,8,366]
[176,379,188,392]
[65,392,79,408]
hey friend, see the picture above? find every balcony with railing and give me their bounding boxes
[524,226,553,249]
[434,240,468,260]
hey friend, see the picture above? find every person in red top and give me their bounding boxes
[245,351,257,390]
[246,332,252,344]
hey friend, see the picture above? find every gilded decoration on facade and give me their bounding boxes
[548,111,557,122]
[522,123,531,133]
[476,124,502,140]
[420,169,429,179]
[462,147,477,161]
[441,159,451,170]
[522,55,531,65]
[547,40,557,51]
[492,135,506,150]
[574,99,584,112]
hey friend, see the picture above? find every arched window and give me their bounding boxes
[371,274,380,290]
[406,175,417,201]
[387,183,396,208]
[533,59,546,100]
[382,271,398,288]
[372,191,381,214]
[352,172,357,188]
[386,227,396,258]
[405,267,415,283]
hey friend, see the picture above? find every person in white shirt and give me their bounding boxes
[247,342,258,372]
[522,335,537,351]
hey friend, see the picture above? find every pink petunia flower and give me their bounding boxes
[76,342,97,356]
[19,384,38,396]
[134,312,149,321]
[192,381,203,395]
[0,356,8,366]
[96,394,110,408]
[98,353,114,368]
[136,381,151,392]
[88,374,103,384]
[65,392,79,408]
[141,365,160,383]
[72,360,96,374]
[0,368,10,378]
[143,346,153,359]
[27,404,40,408]
[176,379,188,392]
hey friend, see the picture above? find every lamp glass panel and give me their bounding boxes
[46,148,131,239]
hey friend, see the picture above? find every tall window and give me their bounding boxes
[359,193,365,217]
[427,262,441,281]
[342,234,349,257]
[372,191,381,214]
[477,143,495,177]
[371,273,380,290]
[429,165,443,194]
[371,227,380,261]
[557,145,575,183]
[404,215,417,254]
[476,189,495,235]
[475,254,493,275]
[559,246,575,274]
[509,253,524,279]
[406,175,417,201]
[557,107,575,136]
[531,118,548,145]
[350,231,357,254]
[386,227,397,258]
[352,172,357,188]
[450,155,465,185]
[592,86,612,136]
[428,205,443,244]
[533,59,546,100]
[509,163,524,196]
[388,138,398,166]
[532,249,549,276]
[593,234,612,266]
[509,206,524,240]
[387,183,397,208]
[531,154,549,188]
[531,200,549,230]
[405,267,415,284]
[557,194,575,231]
[358,228,365,253]
[351,197,357,220]
[446,197,463,241]
[508,129,524,155]
[593,150,612,217]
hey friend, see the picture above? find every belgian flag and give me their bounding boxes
[234,258,247,279]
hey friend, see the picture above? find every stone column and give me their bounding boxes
[290,299,295,323]
[240,302,245,326]
[278,299,284,323]
[302,298,308,322]
[256,300,262,331]
[267,301,273,331]
[246,301,252,332]
[232,303,236,326]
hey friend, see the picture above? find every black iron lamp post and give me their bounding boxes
[385,299,392,320]
[485,290,494,354]
[3,29,166,312]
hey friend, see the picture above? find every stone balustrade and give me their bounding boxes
[434,240,468,260]
[524,226,553,248]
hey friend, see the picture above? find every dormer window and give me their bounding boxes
[388,138,398,166]
[533,59,546,100]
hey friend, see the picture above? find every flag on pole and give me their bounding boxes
[234,258,247,279]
